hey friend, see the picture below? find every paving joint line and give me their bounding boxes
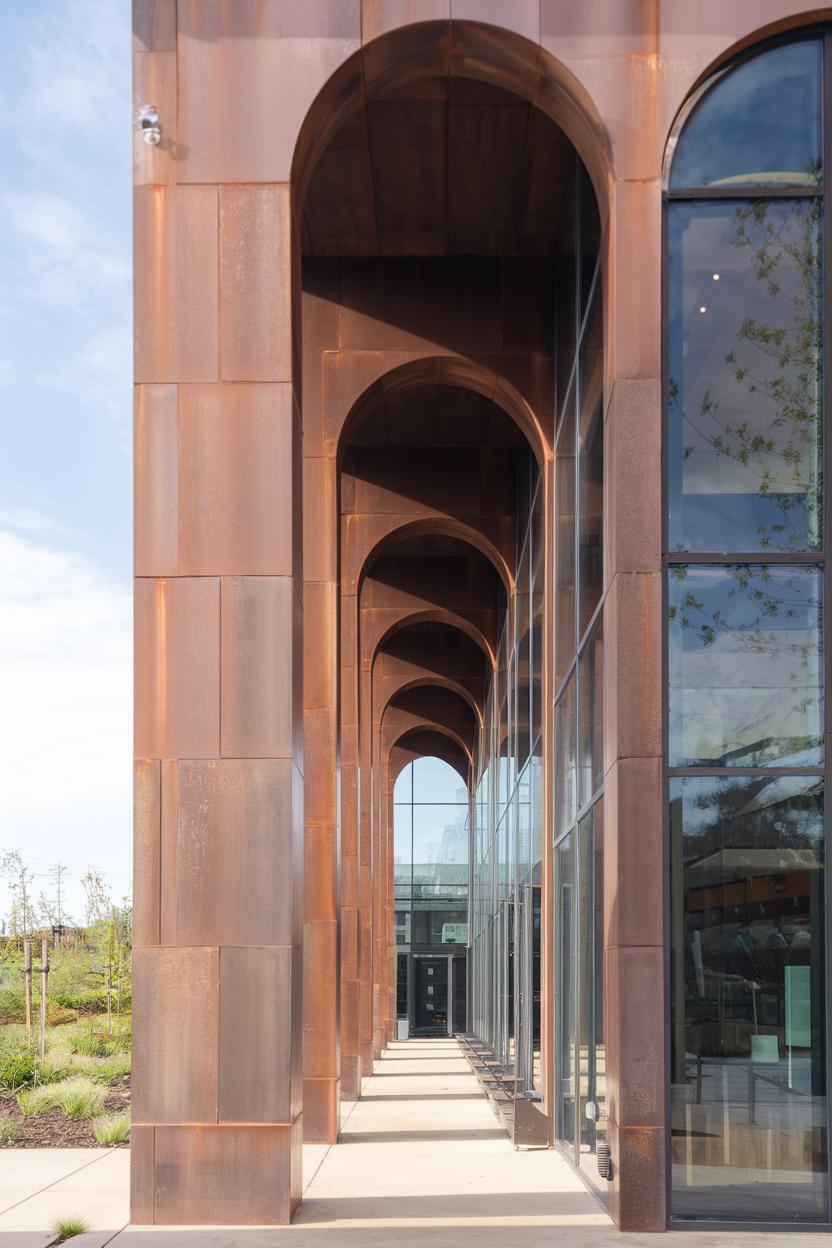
[0,1150,113,1218]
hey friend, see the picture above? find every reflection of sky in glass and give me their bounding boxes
[671,40,821,188]
[668,565,823,767]
[394,760,470,881]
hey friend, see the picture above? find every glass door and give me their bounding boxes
[412,955,449,1036]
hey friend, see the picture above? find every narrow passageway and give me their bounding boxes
[295,1038,610,1243]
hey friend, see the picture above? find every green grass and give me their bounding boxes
[0,1116,20,1145]
[84,1052,131,1082]
[18,1076,106,1119]
[53,1214,89,1240]
[92,1111,130,1145]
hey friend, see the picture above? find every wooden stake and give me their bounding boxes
[23,940,32,1045]
[39,937,48,1063]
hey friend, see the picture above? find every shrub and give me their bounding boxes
[0,986,24,1024]
[0,1046,38,1092]
[93,1112,130,1145]
[0,1116,20,1145]
[53,1215,89,1241]
[51,987,131,1013]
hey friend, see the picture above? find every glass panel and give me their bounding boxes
[556,163,578,421]
[670,774,827,1222]
[532,882,542,1093]
[412,755,467,804]
[517,530,531,769]
[668,199,822,553]
[557,832,577,1148]
[411,903,467,947]
[394,803,413,897]
[579,161,601,317]
[394,762,413,804]
[516,762,532,884]
[668,564,823,768]
[530,477,544,749]
[670,40,822,189]
[578,800,606,1194]
[578,286,603,635]
[593,801,606,1167]
[556,390,577,688]
[412,803,469,897]
[498,629,510,806]
[397,952,408,1017]
[578,617,604,809]
[555,672,577,835]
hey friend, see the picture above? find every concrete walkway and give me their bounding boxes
[2,1040,832,1246]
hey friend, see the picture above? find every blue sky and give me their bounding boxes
[0,1,133,922]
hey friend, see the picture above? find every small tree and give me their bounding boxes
[1,851,38,946]
[81,870,111,926]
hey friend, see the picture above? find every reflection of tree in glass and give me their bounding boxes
[671,196,822,552]
[669,564,822,763]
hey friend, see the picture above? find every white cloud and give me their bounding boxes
[3,191,83,251]
[0,528,132,920]
[0,504,80,540]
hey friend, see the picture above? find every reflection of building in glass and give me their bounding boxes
[666,34,831,1228]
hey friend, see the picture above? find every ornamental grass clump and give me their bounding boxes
[18,1075,105,1119]
[0,1116,20,1145]
[52,1214,89,1241]
[92,1111,130,1145]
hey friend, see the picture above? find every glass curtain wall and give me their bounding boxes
[553,157,606,1193]
[470,450,545,1091]
[666,34,829,1225]
[394,758,470,1035]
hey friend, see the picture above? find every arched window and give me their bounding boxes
[665,34,829,1227]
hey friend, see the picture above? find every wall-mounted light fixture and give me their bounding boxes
[138,105,162,146]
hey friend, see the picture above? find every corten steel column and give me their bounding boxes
[302,269,344,1137]
[302,441,340,1139]
[131,0,362,1224]
[539,10,665,1230]
[339,589,363,1097]
[357,642,376,1074]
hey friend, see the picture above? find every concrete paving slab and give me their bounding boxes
[6,1042,832,1245]
[0,1151,110,1214]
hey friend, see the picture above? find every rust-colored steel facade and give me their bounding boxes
[132,0,830,1231]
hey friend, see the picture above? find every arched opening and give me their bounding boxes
[295,15,605,1187]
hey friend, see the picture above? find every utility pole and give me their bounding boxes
[48,862,68,931]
